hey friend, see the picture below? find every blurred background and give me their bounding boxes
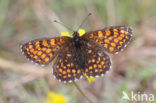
[0,0,156,103]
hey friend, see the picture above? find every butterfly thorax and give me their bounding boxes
[73,32,81,48]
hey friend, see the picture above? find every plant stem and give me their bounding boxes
[73,82,93,103]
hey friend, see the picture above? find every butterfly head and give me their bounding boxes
[73,31,80,37]
[72,31,81,48]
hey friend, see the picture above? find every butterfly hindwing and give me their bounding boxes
[80,41,111,77]
[82,26,132,54]
[53,44,83,83]
[21,37,71,65]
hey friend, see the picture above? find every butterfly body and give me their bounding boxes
[21,26,132,83]
[72,32,85,69]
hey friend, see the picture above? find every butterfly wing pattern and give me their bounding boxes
[21,37,70,65]
[53,43,83,83]
[21,26,132,83]
[82,26,132,54]
[80,41,111,78]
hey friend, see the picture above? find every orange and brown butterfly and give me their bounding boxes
[21,26,132,83]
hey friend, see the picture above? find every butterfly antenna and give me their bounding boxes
[76,13,92,31]
[54,20,74,32]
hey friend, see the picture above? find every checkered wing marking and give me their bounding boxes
[82,26,132,54]
[82,45,111,77]
[21,37,71,65]
[53,45,83,83]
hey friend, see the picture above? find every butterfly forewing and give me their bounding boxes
[53,44,83,83]
[82,26,132,54]
[21,37,71,65]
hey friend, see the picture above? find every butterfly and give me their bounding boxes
[21,26,132,83]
